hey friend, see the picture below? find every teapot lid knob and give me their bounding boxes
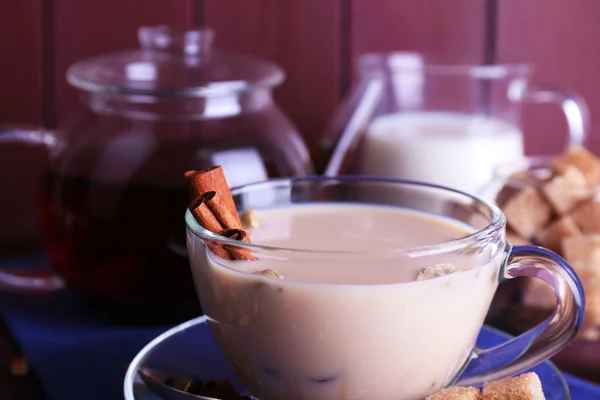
[137,25,214,56]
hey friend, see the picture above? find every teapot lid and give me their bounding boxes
[66,26,284,97]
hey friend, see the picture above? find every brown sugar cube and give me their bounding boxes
[499,170,554,205]
[561,235,600,280]
[510,169,553,186]
[495,168,552,208]
[536,216,581,253]
[496,184,521,209]
[561,234,600,272]
[503,188,552,239]
[578,270,600,327]
[570,199,600,234]
[542,166,593,214]
[481,373,545,400]
[553,145,600,185]
[522,277,556,311]
[577,326,600,341]
[561,235,600,326]
[506,229,530,246]
[427,386,481,400]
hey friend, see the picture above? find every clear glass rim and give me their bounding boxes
[185,176,506,257]
[357,51,533,79]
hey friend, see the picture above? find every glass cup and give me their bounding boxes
[185,177,584,400]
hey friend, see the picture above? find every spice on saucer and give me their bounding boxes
[185,166,257,261]
[416,263,457,281]
[164,374,193,391]
[182,377,204,394]
[197,379,244,399]
[163,373,252,399]
[255,269,284,279]
[241,209,260,229]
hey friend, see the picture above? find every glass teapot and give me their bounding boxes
[0,26,313,323]
[315,52,589,194]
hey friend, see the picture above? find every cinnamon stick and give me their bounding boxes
[190,191,249,242]
[189,194,224,233]
[205,242,234,262]
[188,195,232,259]
[202,191,244,231]
[185,166,256,261]
[185,167,242,226]
[219,229,257,261]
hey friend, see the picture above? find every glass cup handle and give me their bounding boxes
[0,127,65,292]
[521,85,590,148]
[455,244,585,387]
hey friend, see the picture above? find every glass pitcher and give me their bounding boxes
[0,26,313,323]
[315,52,589,194]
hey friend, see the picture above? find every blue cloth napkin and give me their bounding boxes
[0,255,598,400]
[0,288,170,400]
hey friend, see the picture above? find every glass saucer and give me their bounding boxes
[124,316,570,399]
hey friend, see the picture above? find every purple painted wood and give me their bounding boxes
[202,0,344,147]
[350,0,487,66]
[52,0,195,123]
[497,0,600,156]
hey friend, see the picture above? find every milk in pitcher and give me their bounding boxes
[357,112,525,193]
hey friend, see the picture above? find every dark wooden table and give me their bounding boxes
[0,244,48,399]
[0,320,47,399]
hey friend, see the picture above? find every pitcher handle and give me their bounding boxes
[0,127,65,291]
[521,85,589,148]
[454,244,584,387]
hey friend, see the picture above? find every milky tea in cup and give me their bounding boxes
[187,202,501,400]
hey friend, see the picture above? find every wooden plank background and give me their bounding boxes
[0,0,44,125]
[2,0,600,246]
[497,0,600,155]
[0,0,196,249]
[203,0,343,146]
[52,0,196,123]
[0,0,46,250]
[350,0,487,66]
